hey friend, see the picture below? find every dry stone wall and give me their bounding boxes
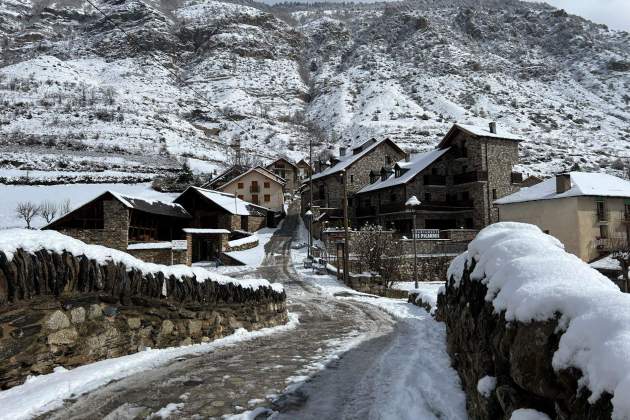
[0,248,287,390]
[436,259,613,420]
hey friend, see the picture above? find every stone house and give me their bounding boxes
[496,172,630,262]
[217,166,286,213]
[203,165,247,190]
[296,158,312,184]
[266,157,298,193]
[43,191,191,265]
[354,123,522,233]
[304,138,407,217]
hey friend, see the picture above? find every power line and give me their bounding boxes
[82,0,264,148]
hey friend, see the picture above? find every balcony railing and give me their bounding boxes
[453,171,487,185]
[423,174,447,186]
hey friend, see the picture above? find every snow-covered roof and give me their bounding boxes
[222,166,286,188]
[311,138,403,181]
[109,192,190,218]
[454,123,525,141]
[127,242,173,250]
[589,255,621,272]
[183,187,261,216]
[357,148,450,194]
[183,228,230,234]
[495,172,630,205]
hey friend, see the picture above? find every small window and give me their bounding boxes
[251,195,259,204]
[424,193,431,202]
[264,182,270,188]
[386,155,392,165]
[350,175,354,183]
[596,199,606,221]
[544,230,550,234]
[492,189,497,200]
[237,195,244,199]
[237,182,244,189]
[600,224,608,239]
[264,194,271,202]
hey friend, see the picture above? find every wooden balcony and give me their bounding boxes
[453,171,487,185]
[423,174,447,186]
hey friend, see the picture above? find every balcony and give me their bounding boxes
[423,174,447,186]
[356,206,377,217]
[596,211,608,223]
[453,171,487,185]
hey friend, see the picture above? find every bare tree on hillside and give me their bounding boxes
[39,201,58,224]
[16,202,40,229]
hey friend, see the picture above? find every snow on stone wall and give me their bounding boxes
[440,222,630,419]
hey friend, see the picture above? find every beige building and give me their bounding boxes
[218,166,286,213]
[495,172,630,262]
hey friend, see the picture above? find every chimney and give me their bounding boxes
[489,121,497,134]
[405,153,410,162]
[339,146,347,157]
[556,173,571,194]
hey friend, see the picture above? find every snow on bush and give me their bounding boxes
[509,408,551,420]
[0,229,282,293]
[476,375,496,398]
[448,222,630,419]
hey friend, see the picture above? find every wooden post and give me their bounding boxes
[413,211,418,289]
[308,138,313,259]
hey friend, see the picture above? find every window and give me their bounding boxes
[596,199,606,221]
[544,230,550,234]
[462,191,470,201]
[264,194,271,202]
[238,195,244,199]
[390,193,397,202]
[424,193,431,202]
[386,155,392,165]
[492,189,497,200]
[237,182,244,189]
[350,175,354,183]
[319,184,325,200]
[251,195,259,204]
[600,224,609,239]
[251,181,259,193]
[625,203,630,221]
[264,181,270,188]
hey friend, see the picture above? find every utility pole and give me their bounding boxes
[342,169,350,285]
[308,137,313,259]
[406,196,421,288]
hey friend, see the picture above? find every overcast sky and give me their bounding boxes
[527,0,630,31]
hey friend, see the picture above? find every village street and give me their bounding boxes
[37,210,465,420]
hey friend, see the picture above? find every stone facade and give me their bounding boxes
[0,248,287,389]
[127,248,187,265]
[436,259,613,419]
[309,140,406,211]
[55,199,129,251]
[266,158,298,193]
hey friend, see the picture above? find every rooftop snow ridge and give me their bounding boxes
[447,222,630,418]
[0,229,283,293]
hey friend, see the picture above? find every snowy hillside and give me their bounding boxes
[0,0,629,179]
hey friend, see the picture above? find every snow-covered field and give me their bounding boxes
[0,182,177,229]
[0,314,299,420]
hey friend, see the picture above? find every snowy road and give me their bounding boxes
[37,209,466,420]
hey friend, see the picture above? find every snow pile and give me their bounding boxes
[0,229,283,293]
[0,314,299,420]
[509,408,551,420]
[476,375,496,398]
[228,234,259,248]
[448,222,630,418]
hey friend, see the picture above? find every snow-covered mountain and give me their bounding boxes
[1,0,629,180]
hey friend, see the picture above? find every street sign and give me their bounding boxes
[415,229,440,240]
[172,240,188,250]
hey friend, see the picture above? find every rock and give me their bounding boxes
[88,304,102,319]
[127,318,142,330]
[161,320,174,335]
[187,320,203,336]
[228,317,243,330]
[70,307,86,324]
[45,310,70,331]
[48,327,78,345]
[180,337,192,346]
[103,306,118,317]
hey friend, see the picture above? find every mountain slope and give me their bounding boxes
[0,0,629,180]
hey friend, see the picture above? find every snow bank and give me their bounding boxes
[228,234,259,248]
[448,222,630,419]
[0,314,299,420]
[0,229,283,293]
[509,409,551,420]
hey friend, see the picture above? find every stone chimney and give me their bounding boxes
[339,146,347,157]
[489,121,497,134]
[556,173,571,194]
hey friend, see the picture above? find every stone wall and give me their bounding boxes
[0,248,287,390]
[436,259,612,419]
[127,248,187,265]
